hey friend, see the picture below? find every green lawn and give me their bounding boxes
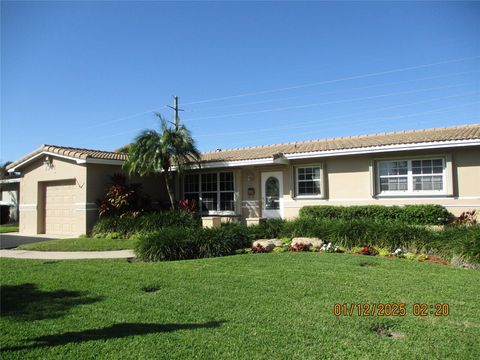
[17,237,136,251]
[0,224,19,233]
[1,253,479,359]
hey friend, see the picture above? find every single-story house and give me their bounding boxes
[0,176,20,223]
[7,124,480,236]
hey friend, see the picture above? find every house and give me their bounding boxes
[0,175,20,223]
[7,124,480,236]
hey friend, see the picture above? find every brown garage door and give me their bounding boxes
[44,180,76,235]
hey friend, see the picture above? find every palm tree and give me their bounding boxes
[124,114,201,209]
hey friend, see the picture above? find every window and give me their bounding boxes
[265,176,280,209]
[184,174,199,206]
[377,158,445,195]
[219,172,235,211]
[378,161,408,191]
[296,166,321,196]
[183,172,235,213]
[412,159,443,191]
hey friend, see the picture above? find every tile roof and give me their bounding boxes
[200,124,480,162]
[7,144,127,170]
[7,124,480,171]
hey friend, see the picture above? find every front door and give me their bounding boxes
[261,171,283,218]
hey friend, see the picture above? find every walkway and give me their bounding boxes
[0,249,135,260]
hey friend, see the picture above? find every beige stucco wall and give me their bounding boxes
[18,157,169,236]
[232,146,480,220]
[18,157,88,235]
[85,164,167,231]
[17,145,480,235]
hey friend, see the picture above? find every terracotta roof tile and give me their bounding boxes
[7,124,480,171]
[199,123,480,162]
[7,144,127,170]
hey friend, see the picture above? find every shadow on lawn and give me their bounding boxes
[0,283,103,321]
[3,321,226,352]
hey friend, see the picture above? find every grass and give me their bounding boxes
[17,237,136,251]
[0,224,19,233]
[1,253,479,359]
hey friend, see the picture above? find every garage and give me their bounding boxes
[6,144,165,236]
[44,180,76,235]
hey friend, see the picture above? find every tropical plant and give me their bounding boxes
[124,114,201,209]
[178,199,198,214]
[96,173,149,218]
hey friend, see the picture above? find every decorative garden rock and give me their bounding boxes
[291,237,323,248]
[252,239,284,251]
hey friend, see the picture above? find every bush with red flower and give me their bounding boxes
[178,199,198,214]
[290,243,311,252]
[97,173,150,218]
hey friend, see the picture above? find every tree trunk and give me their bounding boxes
[164,173,175,209]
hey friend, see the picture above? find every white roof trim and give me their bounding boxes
[192,157,276,169]
[7,151,123,172]
[8,138,480,172]
[198,139,480,168]
[83,158,125,165]
[283,139,480,160]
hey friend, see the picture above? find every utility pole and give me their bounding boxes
[173,96,179,130]
[168,96,184,131]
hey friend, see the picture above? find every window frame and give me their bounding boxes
[376,157,447,197]
[294,165,323,198]
[182,171,236,215]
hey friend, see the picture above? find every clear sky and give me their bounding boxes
[1,1,479,162]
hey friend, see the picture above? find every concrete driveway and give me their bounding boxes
[0,233,59,249]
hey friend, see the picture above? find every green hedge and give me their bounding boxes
[299,205,451,225]
[135,224,252,261]
[248,218,433,250]
[247,218,479,263]
[92,210,201,237]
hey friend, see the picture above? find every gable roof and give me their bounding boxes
[200,124,480,163]
[7,124,480,172]
[7,144,127,171]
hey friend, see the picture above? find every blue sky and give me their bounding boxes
[1,1,479,162]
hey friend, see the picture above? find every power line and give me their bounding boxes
[187,70,479,112]
[94,91,477,141]
[234,102,480,147]
[193,92,477,138]
[182,55,480,105]
[184,83,468,122]
[84,55,479,129]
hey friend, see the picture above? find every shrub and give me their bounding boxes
[421,225,480,264]
[416,254,428,262]
[135,224,252,261]
[104,232,121,240]
[374,247,391,257]
[252,244,271,253]
[92,210,201,237]
[453,210,477,226]
[178,199,198,214]
[291,243,310,252]
[405,252,418,261]
[272,246,289,253]
[96,173,149,218]
[360,245,378,256]
[299,205,451,225]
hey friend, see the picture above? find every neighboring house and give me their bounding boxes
[7,124,480,236]
[0,176,20,223]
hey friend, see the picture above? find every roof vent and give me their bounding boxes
[215,148,222,152]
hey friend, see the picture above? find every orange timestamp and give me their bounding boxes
[333,303,449,317]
